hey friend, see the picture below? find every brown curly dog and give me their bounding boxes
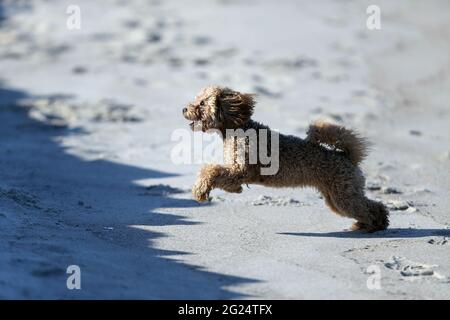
[183,85,389,232]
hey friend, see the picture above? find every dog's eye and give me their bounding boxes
[200,101,205,106]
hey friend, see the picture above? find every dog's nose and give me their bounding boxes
[182,107,187,114]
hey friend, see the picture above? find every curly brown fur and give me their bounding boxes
[306,120,369,166]
[183,86,389,232]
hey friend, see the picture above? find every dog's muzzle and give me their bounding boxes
[183,106,196,130]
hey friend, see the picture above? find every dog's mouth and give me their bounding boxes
[183,113,198,130]
[188,120,203,131]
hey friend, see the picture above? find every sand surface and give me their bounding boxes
[0,0,449,299]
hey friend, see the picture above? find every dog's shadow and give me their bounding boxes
[0,83,258,299]
[279,228,450,239]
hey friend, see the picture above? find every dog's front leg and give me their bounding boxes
[192,164,244,202]
[192,165,215,202]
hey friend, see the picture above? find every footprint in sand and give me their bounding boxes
[386,200,416,213]
[251,195,305,207]
[144,184,187,196]
[428,237,449,246]
[0,188,41,209]
[384,256,445,280]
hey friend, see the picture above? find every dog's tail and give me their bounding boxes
[306,120,369,166]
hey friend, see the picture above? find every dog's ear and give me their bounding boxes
[218,88,255,128]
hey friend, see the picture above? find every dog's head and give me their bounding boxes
[183,86,255,132]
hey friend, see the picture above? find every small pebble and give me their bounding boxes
[366,181,381,191]
[72,66,87,74]
[387,200,411,211]
[147,33,161,43]
[409,130,422,136]
[381,187,402,194]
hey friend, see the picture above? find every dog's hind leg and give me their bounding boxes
[329,191,389,232]
[323,192,344,216]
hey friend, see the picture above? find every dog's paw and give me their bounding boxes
[351,221,385,233]
[192,183,211,203]
[194,191,210,203]
[350,221,368,231]
[223,185,243,194]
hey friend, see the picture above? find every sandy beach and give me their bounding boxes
[0,0,449,299]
